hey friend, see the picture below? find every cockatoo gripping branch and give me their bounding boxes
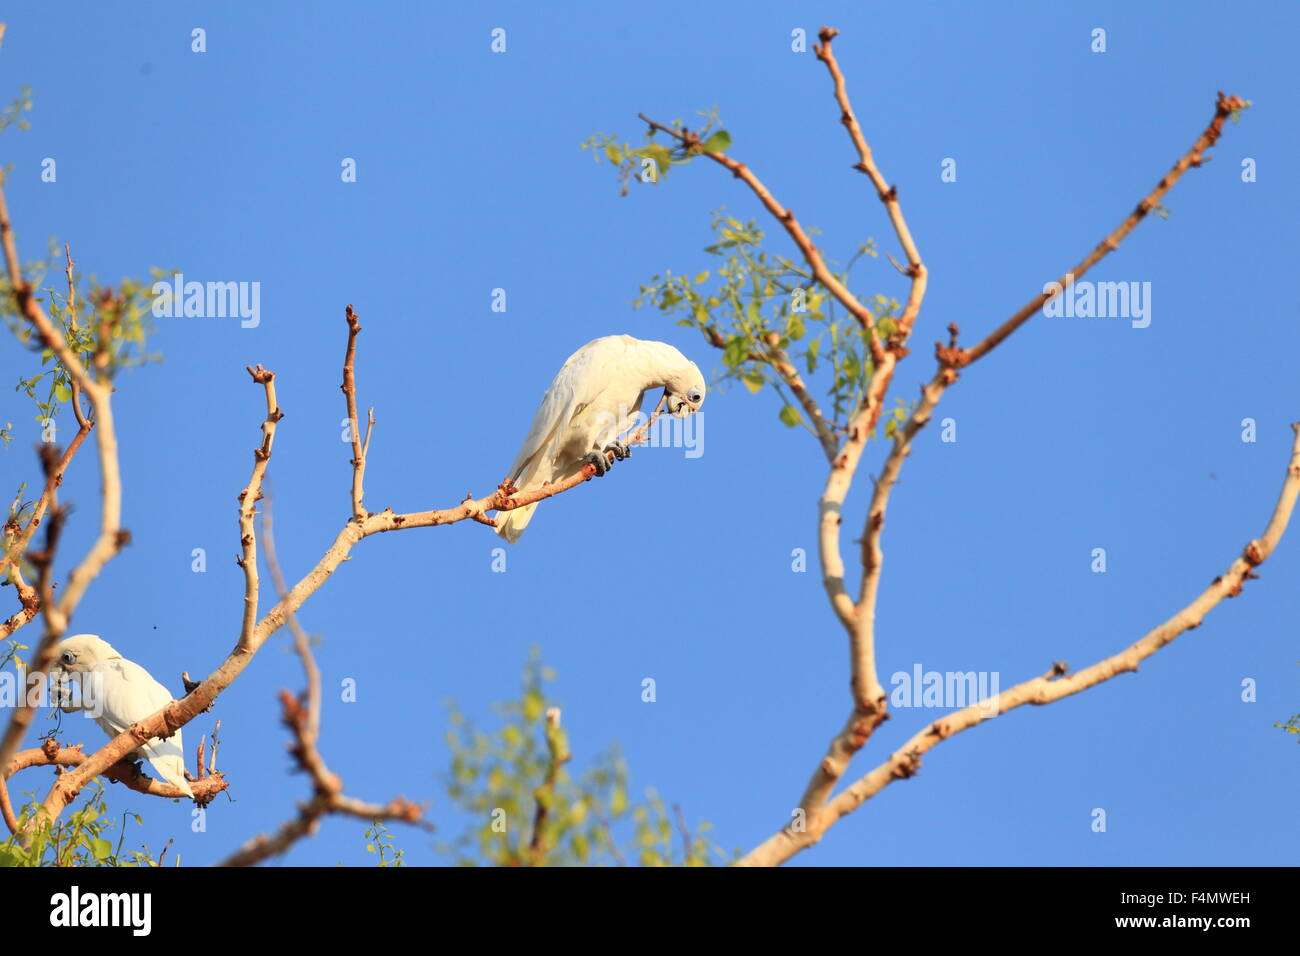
[13,305,701,837]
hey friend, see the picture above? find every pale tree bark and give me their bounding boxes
[639,27,1267,866]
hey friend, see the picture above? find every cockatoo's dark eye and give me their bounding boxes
[687,389,702,404]
[61,651,76,665]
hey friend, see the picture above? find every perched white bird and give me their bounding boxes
[53,634,194,799]
[496,334,706,543]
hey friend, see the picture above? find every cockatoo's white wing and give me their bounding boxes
[503,335,630,484]
[496,337,636,544]
[495,335,704,543]
[93,658,193,798]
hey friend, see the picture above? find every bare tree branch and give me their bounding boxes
[958,92,1247,366]
[640,113,877,463]
[792,27,940,804]
[0,487,67,777]
[814,27,926,339]
[763,44,1250,849]
[218,459,427,865]
[218,690,427,867]
[0,771,16,834]
[4,738,228,829]
[0,400,93,581]
[0,561,37,639]
[672,802,695,866]
[341,305,373,521]
[639,112,886,362]
[236,365,280,650]
[0,244,95,581]
[30,345,672,833]
[808,21,933,723]
[742,424,1300,865]
[0,187,128,780]
[260,492,319,737]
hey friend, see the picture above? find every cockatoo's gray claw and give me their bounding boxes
[605,441,632,462]
[582,451,611,477]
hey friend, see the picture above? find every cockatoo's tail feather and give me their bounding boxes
[496,502,537,543]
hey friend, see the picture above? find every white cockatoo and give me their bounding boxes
[52,634,194,799]
[496,334,706,543]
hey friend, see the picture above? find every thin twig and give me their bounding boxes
[260,490,320,737]
[958,93,1247,366]
[815,27,926,338]
[217,492,427,866]
[672,803,695,865]
[589,797,627,867]
[342,305,370,521]
[0,562,39,639]
[639,112,884,364]
[217,690,428,867]
[528,707,571,865]
[235,365,280,650]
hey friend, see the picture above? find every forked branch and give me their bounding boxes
[742,426,1300,866]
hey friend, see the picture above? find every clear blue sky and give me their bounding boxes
[2,1,1297,866]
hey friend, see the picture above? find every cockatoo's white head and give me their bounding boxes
[621,337,707,418]
[54,634,120,674]
[663,358,707,418]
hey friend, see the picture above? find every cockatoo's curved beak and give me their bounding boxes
[667,394,700,417]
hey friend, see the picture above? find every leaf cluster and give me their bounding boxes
[439,649,729,866]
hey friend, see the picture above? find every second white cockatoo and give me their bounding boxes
[495,334,706,543]
[52,634,194,799]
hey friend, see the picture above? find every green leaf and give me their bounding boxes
[779,405,803,428]
[0,844,28,867]
[641,144,673,179]
[701,130,731,153]
[571,832,590,862]
[722,336,748,368]
[741,372,764,394]
[522,689,543,723]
